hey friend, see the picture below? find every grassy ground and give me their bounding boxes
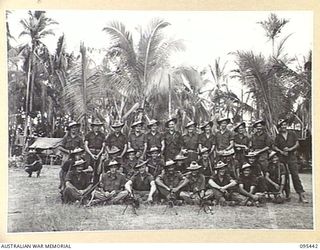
[7,165,313,232]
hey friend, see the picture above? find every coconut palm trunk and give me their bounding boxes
[80,42,88,134]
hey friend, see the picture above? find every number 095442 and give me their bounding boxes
[300,244,318,248]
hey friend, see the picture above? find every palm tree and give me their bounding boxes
[258,13,289,57]
[233,51,294,136]
[18,11,58,139]
[101,18,185,116]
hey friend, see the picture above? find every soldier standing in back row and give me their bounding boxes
[274,119,308,203]
[250,120,272,174]
[145,119,165,153]
[105,121,128,159]
[233,121,250,166]
[84,119,106,184]
[215,117,234,159]
[182,121,199,166]
[58,121,84,192]
[128,121,147,160]
[163,117,183,161]
[198,121,216,162]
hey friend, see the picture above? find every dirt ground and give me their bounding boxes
[7,165,313,232]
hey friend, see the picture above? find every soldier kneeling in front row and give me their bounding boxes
[92,160,129,205]
[237,163,266,207]
[180,161,206,205]
[62,159,93,204]
[155,160,189,205]
[207,161,242,206]
[125,160,157,204]
[265,151,289,203]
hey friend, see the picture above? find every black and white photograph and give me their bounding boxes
[6,10,313,232]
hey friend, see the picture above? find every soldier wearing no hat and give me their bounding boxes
[155,159,189,200]
[62,159,94,204]
[207,161,241,206]
[182,121,199,165]
[146,147,165,177]
[274,119,308,203]
[84,118,106,184]
[250,120,273,173]
[125,160,158,203]
[128,120,147,159]
[233,121,250,166]
[93,160,129,204]
[105,121,128,158]
[163,117,183,161]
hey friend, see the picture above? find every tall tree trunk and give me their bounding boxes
[80,42,87,134]
[23,52,33,151]
[168,74,172,117]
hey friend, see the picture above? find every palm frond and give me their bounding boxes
[274,33,293,59]
[137,18,171,85]
[103,21,136,67]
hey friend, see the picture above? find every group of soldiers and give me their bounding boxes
[25,115,309,208]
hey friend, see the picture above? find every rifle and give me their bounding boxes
[122,192,139,215]
[79,180,101,206]
[162,191,179,215]
[192,189,214,215]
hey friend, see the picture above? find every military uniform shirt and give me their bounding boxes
[210,174,233,187]
[163,131,183,159]
[185,173,205,192]
[158,171,185,188]
[128,132,146,152]
[100,172,126,192]
[26,153,41,165]
[65,170,93,190]
[105,132,127,151]
[131,172,154,191]
[146,131,163,150]
[275,131,299,160]
[238,174,257,192]
[182,133,199,150]
[198,132,216,149]
[250,162,262,177]
[197,158,213,177]
[122,159,137,178]
[84,131,106,150]
[147,158,164,177]
[234,133,249,151]
[61,134,84,150]
[216,130,234,151]
[226,159,240,179]
[251,131,272,150]
[175,163,187,174]
[267,162,286,184]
